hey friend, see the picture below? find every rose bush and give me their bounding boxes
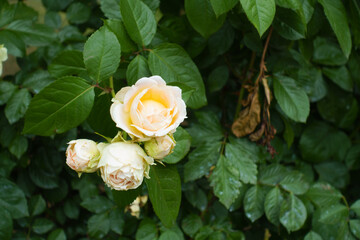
[1,0,360,239]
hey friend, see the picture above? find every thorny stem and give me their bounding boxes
[109,76,116,98]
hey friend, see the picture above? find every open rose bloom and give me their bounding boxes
[110,76,187,139]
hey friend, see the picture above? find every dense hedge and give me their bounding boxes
[0,0,360,239]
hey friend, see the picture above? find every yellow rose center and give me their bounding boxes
[139,100,167,125]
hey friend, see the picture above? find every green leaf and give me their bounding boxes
[210,0,238,17]
[208,22,235,56]
[23,77,95,136]
[306,182,342,208]
[226,138,259,184]
[135,218,158,240]
[318,204,348,224]
[163,127,191,164]
[87,92,118,137]
[317,84,358,129]
[0,208,12,240]
[66,2,90,24]
[195,226,214,240]
[148,43,207,109]
[264,187,283,226]
[5,88,31,124]
[100,0,122,19]
[351,200,360,216]
[244,185,267,222]
[49,50,87,78]
[240,0,276,37]
[22,70,54,94]
[181,214,203,237]
[0,30,25,57]
[312,37,347,66]
[112,187,141,209]
[304,231,323,240]
[47,229,66,240]
[279,171,309,195]
[273,75,310,123]
[207,65,229,93]
[126,55,151,85]
[83,26,121,83]
[119,0,156,46]
[322,66,353,92]
[185,0,226,38]
[104,19,137,53]
[29,195,46,216]
[7,20,56,47]
[297,66,327,102]
[299,121,351,163]
[273,8,306,40]
[145,164,181,228]
[109,208,124,234]
[44,11,61,29]
[0,152,16,178]
[81,196,113,213]
[350,220,360,239]
[184,184,208,211]
[0,81,16,106]
[315,162,349,189]
[259,164,289,185]
[279,193,307,232]
[210,155,242,209]
[0,178,28,219]
[9,135,28,159]
[318,0,352,58]
[187,111,223,146]
[32,218,55,234]
[88,212,110,238]
[184,141,222,182]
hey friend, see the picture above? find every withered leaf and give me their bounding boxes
[232,90,261,138]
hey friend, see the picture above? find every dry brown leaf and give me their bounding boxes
[232,90,261,137]
[262,77,272,105]
[249,123,265,141]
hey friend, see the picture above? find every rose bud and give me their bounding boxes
[144,135,175,159]
[110,76,187,140]
[66,139,102,173]
[0,44,8,76]
[98,142,154,191]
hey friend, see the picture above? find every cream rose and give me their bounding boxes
[0,44,8,76]
[144,134,175,159]
[98,142,154,191]
[110,76,187,139]
[66,139,102,173]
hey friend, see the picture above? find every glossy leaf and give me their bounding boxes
[23,77,95,136]
[279,193,307,232]
[83,26,121,83]
[210,155,242,209]
[240,0,276,36]
[145,165,181,228]
[273,75,310,123]
[119,0,157,46]
[185,0,226,38]
[318,0,352,58]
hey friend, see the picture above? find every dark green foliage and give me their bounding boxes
[0,0,359,239]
